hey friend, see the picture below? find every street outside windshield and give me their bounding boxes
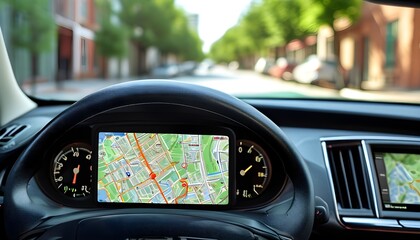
[0,0,419,103]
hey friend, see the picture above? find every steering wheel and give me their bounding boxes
[4,80,314,240]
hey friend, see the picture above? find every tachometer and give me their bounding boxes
[52,143,92,198]
[236,140,270,199]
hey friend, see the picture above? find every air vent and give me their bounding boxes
[325,141,372,214]
[0,124,28,146]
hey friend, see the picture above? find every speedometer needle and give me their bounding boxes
[72,165,80,185]
[240,165,253,176]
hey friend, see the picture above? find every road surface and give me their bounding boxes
[22,66,340,101]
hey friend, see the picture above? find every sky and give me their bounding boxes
[176,0,253,53]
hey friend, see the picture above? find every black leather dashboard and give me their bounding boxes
[1,96,420,239]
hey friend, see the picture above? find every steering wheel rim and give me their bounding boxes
[4,80,314,239]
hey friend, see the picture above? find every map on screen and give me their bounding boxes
[97,132,229,204]
[384,153,420,205]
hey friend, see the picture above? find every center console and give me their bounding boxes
[322,136,420,232]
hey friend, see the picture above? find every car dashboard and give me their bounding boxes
[1,92,420,239]
[33,103,287,210]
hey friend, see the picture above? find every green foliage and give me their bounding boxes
[298,0,362,31]
[210,0,362,63]
[240,3,270,53]
[7,0,56,53]
[95,0,129,58]
[209,27,238,63]
[210,2,270,63]
[162,1,203,60]
[95,20,129,59]
[119,0,174,48]
[261,0,309,46]
[117,0,203,61]
[168,8,204,61]
[210,26,252,63]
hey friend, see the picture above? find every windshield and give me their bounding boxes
[0,0,419,103]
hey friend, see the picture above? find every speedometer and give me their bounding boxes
[236,140,270,199]
[52,143,92,198]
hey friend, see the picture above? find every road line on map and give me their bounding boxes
[175,178,189,204]
[134,133,169,203]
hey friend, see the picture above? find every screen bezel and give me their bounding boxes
[92,124,236,209]
[369,142,420,218]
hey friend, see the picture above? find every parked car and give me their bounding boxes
[293,55,345,89]
[195,59,215,74]
[177,61,197,75]
[151,64,179,78]
[254,57,275,75]
[268,57,297,81]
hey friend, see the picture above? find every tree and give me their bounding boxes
[168,8,204,61]
[210,0,362,66]
[6,0,56,92]
[118,0,171,73]
[298,0,362,32]
[298,0,362,84]
[210,2,271,65]
[240,2,270,54]
[183,31,205,61]
[210,27,240,63]
[298,0,362,59]
[118,0,203,71]
[95,0,130,78]
[119,0,177,49]
[261,0,309,47]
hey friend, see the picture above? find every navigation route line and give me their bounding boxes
[133,133,169,204]
[175,178,189,204]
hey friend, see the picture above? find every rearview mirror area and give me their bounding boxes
[367,0,420,8]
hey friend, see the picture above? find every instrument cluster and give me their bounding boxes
[43,126,287,208]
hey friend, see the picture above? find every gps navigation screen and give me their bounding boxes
[97,132,230,205]
[375,152,420,210]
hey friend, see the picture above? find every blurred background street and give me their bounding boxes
[22,64,420,103]
[2,0,420,104]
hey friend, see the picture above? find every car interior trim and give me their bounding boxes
[399,220,420,229]
[322,136,420,232]
[320,136,420,142]
[341,217,402,228]
[361,140,380,218]
[0,29,37,126]
[320,141,344,227]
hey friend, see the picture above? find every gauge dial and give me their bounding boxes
[52,143,92,198]
[236,140,270,199]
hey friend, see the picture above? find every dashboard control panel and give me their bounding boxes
[43,124,286,209]
[322,136,420,232]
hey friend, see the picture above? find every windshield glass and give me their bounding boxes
[0,0,419,103]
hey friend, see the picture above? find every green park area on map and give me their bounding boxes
[97,132,229,205]
[384,153,420,204]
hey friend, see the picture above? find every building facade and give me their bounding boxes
[336,2,420,90]
[55,0,99,80]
